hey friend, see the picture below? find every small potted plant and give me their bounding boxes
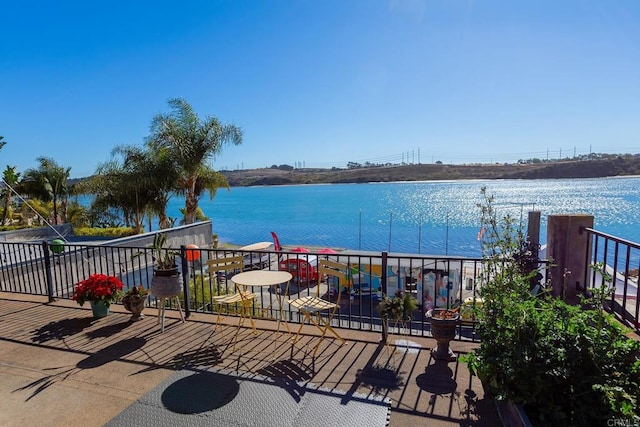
[377,290,418,343]
[148,232,180,275]
[121,285,150,321]
[133,232,182,299]
[72,273,125,318]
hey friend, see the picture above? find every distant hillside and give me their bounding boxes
[221,157,640,187]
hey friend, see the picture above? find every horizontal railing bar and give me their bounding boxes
[582,227,640,250]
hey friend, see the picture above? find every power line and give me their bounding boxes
[242,146,640,169]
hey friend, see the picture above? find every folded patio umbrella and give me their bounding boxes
[318,248,338,254]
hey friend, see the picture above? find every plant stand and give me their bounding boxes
[150,271,185,332]
[383,320,409,366]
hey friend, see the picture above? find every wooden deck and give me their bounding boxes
[0,293,500,426]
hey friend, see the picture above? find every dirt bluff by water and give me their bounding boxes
[221,157,640,186]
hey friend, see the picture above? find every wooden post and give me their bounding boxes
[527,211,541,250]
[547,214,594,304]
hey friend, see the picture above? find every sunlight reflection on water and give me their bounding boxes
[131,177,640,257]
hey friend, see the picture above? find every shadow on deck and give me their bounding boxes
[0,293,500,426]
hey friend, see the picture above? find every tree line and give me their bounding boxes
[0,98,242,233]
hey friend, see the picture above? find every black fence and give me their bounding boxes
[583,227,640,333]
[0,240,487,342]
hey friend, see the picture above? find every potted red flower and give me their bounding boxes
[72,273,125,318]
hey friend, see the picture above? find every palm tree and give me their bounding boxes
[65,200,89,228]
[76,143,179,233]
[148,98,242,224]
[0,136,6,151]
[1,166,20,225]
[77,158,146,233]
[178,206,208,225]
[20,157,71,225]
[117,144,178,229]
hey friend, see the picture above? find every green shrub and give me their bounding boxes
[182,274,217,312]
[0,224,33,232]
[180,274,263,317]
[464,187,640,426]
[180,274,238,313]
[74,227,136,238]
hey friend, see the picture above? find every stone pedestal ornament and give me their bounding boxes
[122,295,147,321]
[427,308,460,361]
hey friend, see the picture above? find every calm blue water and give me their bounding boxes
[154,176,640,257]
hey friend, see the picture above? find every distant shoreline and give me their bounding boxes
[221,157,640,187]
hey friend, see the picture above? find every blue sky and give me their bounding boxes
[1,0,639,178]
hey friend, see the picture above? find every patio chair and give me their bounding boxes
[208,255,257,334]
[288,259,347,356]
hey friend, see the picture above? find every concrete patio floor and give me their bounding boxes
[0,292,500,426]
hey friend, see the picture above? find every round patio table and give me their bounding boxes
[231,270,293,334]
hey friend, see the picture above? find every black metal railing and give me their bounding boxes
[185,247,487,341]
[0,240,490,341]
[583,227,640,333]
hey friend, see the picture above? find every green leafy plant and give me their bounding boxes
[124,285,150,298]
[377,291,418,324]
[463,187,640,425]
[181,274,259,316]
[150,232,180,269]
[132,232,180,270]
[377,290,418,342]
[182,274,216,312]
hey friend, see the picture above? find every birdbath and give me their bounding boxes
[426,308,460,361]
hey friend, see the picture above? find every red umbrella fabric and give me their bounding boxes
[291,247,310,253]
[318,248,338,254]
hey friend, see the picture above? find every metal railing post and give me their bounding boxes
[180,245,191,319]
[380,251,388,342]
[381,251,388,296]
[42,241,55,302]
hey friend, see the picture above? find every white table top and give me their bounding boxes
[231,270,293,287]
